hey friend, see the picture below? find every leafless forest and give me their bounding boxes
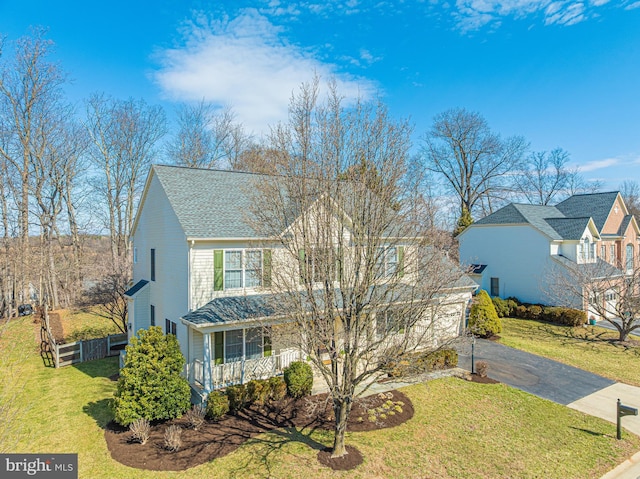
[2,28,638,319]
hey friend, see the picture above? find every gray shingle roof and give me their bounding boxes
[618,215,633,236]
[152,165,266,239]
[544,217,592,241]
[472,193,629,241]
[556,191,620,232]
[551,255,624,280]
[475,203,567,239]
[182,294,277,325]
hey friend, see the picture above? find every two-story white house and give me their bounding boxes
[459,191,640,316]
[126,165,476,400]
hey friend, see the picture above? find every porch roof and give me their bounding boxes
[182,294,278,326]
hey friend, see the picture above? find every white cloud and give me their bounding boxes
[153,9,377,136]
[453,0,614,31]
[625,0,640,9]
[577,158,620,172]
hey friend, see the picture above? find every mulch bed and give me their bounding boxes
[104,389,413,472]
[468,373,500,384]
[317,445,363,470]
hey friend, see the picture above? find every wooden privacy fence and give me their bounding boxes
[40,309,127,368]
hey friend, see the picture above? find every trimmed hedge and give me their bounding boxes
[498,296,587,327]
[246,379,270,406]
[267,376,287,402]
[385,348,459,378]
[206,391,229,421]
[225,384,248,413]
[283,361,313,398]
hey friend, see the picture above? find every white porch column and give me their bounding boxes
[203,332,213,393]
[241,328,246,384]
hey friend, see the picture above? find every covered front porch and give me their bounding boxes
[182,294,303,397]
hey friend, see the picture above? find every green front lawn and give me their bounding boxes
[1,315,638,478]
[499,317,640,386]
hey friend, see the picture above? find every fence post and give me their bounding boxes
[107,334,111,355]
[79,340,83,363]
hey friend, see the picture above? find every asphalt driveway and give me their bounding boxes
[456,338,615,405]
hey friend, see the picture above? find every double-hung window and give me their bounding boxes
[224,251,243,289]
[245,250,263,288]
[215,249,265,291]
[225,329,243,362]
[377,246,404,278]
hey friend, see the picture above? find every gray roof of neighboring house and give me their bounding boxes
[555,191,620,232]
[152,165,267,239]
[544,217,593,241]
[618,215,633,236]
[551,255,624,280]
[474,203,568,240]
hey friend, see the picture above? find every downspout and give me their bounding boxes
[188,239,194,312]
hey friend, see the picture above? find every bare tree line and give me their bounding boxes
[0,28,629,316]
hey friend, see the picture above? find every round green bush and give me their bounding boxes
[206,391,230,420]
[246,379,269,405]
[469,290,502,338]
[283,361,313,398]
[267,376,287,402]
[491,296,509,318]
[113,326,191,426]
[225,384,248,413]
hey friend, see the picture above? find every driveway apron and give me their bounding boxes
[457,339,615,405]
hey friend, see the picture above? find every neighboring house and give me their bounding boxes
[459,191,640,317]
[126,165,476,400]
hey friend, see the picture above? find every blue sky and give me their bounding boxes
[1,0,639,190]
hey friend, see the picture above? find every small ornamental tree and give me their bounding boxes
[469,290,502,338]
[113,326,191,426]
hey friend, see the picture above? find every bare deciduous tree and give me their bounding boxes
[549,259,640,342]
[515,148,580,205]
[251,79,468,458]
[0,28,67,305]
[166,102,251,169]
[421,107,527,220]
[84,261,131,334]
[85,94,166,263]
[620,180,640,221]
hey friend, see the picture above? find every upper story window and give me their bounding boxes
[610,244,616,264]
[214,249,268,291]
[300,248,337,283]
[150,248,156,281]
[578,238,595,264]
[133,247,138,264]
[601,245,606,261]
[626,244,634,272]
[377,246,405,278]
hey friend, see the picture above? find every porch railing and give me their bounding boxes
[190,349,303,391]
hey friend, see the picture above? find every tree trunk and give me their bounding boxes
[331,398,352,458]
